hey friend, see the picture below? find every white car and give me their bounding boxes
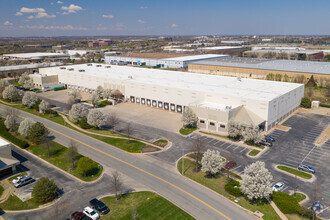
[272,182,285,192]
[83,206,99,220]
[12,176,25,184]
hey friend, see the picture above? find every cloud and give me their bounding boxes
[171,23,177,28]
[102,14,114,18]
[50,2,54,5]
[57,1,64,4]
[28,12,56,19]
[138,19,145,24]
[20,7,45,13]
[61,4,83,14]
[19,25,88,31]
[140,6,148,9]
[4,21,13,26]
[15,12,23,16]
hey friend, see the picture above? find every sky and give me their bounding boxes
[0,0,330,37]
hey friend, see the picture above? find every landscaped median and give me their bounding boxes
[276,165,313,180]
[100,191,194,219]
[248,149,260,156]
[179,126,197,135]
[177,158,281,220]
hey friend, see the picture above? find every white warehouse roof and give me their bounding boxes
[3,52,67,59]
[42,63,303,102]
[165,54,228,61]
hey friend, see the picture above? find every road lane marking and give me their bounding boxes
[0,106,232,220]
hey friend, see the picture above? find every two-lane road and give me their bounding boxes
[0,104,255,220]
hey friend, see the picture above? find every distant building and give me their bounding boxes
[0,62,62,78]
[0,138,20,176]
[52,45,74,50]
[88,39,112,47]
[23,44,52,49]
[2,52,69,62]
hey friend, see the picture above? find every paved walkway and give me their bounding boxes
[270,201,288,220]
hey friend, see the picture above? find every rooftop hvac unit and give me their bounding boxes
[105,66,111,68]
[60,67,66,69]
[237,77,241,82]
[96,65,102,67]
[68,68,74,71]
[128,76,133,79]
[87,64,92,66]
[79,69,85,72]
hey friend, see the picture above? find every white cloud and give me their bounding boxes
[4,21,13,26]
[61,4,83,14]
[19,25,88,31]
[140,6,148,9]
[20,7,45,13]
[171,23,177,28]
[28,12,56,19]
[102,14,114,18]
[57,1,64,4]
[50,2,54,5]
[15,12,23,16]
[138,19,145,24]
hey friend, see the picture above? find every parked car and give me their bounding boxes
[298,164,315,174]
[224,161,237,169]
[14,176,34,188]
[12,175,26,184]
[83,207,99,220]
[265,135,275,142]
[89,198,110,215]
[258,139,272,147]
[71,211,91,220]
[272,182,285,192]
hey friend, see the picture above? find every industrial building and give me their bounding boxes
[188,57,330,82]
[105,54,228,69]
[0,138,20,177]
[38,63,304,132]
[2,52,69,62]
[0,62,62,78]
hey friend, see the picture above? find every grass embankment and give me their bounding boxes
[277,166,313,179]
[293,193,307,203]
[100,191,193,220]
[0,195,40,211]
[248,150,260,156]
[178,158,281,220]
[153,139,168,148]
[179,127,197,135]
[28,141,102,182]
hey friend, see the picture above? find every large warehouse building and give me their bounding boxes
[105,54,228,69]
[39,63,304,131]
[188,57,330,82]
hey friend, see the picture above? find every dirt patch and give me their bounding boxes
[316,125,330,146]
[273,124,290,131]
[142,145,160,153]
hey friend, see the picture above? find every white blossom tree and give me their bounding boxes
[69,103,88,122]
[95,85,104,99]
[242,125,264,144]
[2,85,20,102]
[18,118,36,136]
[69,90,82,102]
[89,92,100,107]
[0,79,9,94]
[22,92,37,108]
[103,88,112,99]
[227,120,244,139]
[87,109,107,128]
[181,107,198,128]
[39,100,50,113]
[18,72,34,89]
[201,149,223,177]
[240,161,273,201]
[4,114,18,131]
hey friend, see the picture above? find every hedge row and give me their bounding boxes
[320,103,330,108]
[0,121,29,149]
[224,180,243,197]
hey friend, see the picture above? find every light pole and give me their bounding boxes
[182,147,184,175]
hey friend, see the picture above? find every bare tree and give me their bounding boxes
[95,85,104,99]
[112,90,123,101]
[181,107,198,128]
[262,52,276,59]
[191,138,206,172]
[308,84,313,98]
[108,112,119,129]
[110,171,123,201]
[89,92,100,107]
[131,208,138,220]
[103,88,112,100]
[125,123,134,143]
[67,140,79,169]
[42,137,54,158]
[276,52,288,60]
[69,90,82,103]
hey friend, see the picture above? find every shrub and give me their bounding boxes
[225,180,243,197]
[272,191,302,214]
[79,116,93,129]
[32,177,58,204]
[320,103,330,108]
[300,97,311,108]
[97,100,112,107]
[76,157,98,177]
[31,98,42,111]
[0,121,29,148]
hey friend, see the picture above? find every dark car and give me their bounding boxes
[225,161,237,169]
[265,135,275,142]
[89,199,110,215]
[71,211,91,220]
[258,139,272,147]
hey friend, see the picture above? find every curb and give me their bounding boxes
[273,164,316,183]
[246,147,268,159]
[2,196,61,213]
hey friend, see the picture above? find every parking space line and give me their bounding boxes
[233,145,241,151]
[207,138,215,144]
[225,143,233,149]
[231,165,241,171]
[219,142,227,147]
[240,148,247,153]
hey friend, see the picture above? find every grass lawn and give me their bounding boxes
[0,185,4,198]
[177,159,280,220]
[248,150,260,156]
[153,139,168,148]
[88,134,146,153]
[277,166,312,179]
[8,172,28,182]
[0,195,40,211]
[293,193,306,203]
[27,141,102,182]
[100,191,193,220]
[179,127,197,135]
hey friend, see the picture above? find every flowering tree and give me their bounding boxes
[4,114,18,131]
[0,79,9,94]
[227,120,244,140]
[87,109,107,128]
[39,100,50,113]
[18,72,33,89]
[103,88,112,99]
[201,149,223,177]
[95,85,104,99]
[242,125,264,144]
[2,85,20,102]
[18,118,36,136]
[89,92,100,107]
[240,161,273,201]
[22,92,38,108]
[181,107,198,128]
[69,103,87,122]
[69,90,82,102]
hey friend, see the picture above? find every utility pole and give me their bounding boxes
[182,148,184,175]
[294,173,297,197]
